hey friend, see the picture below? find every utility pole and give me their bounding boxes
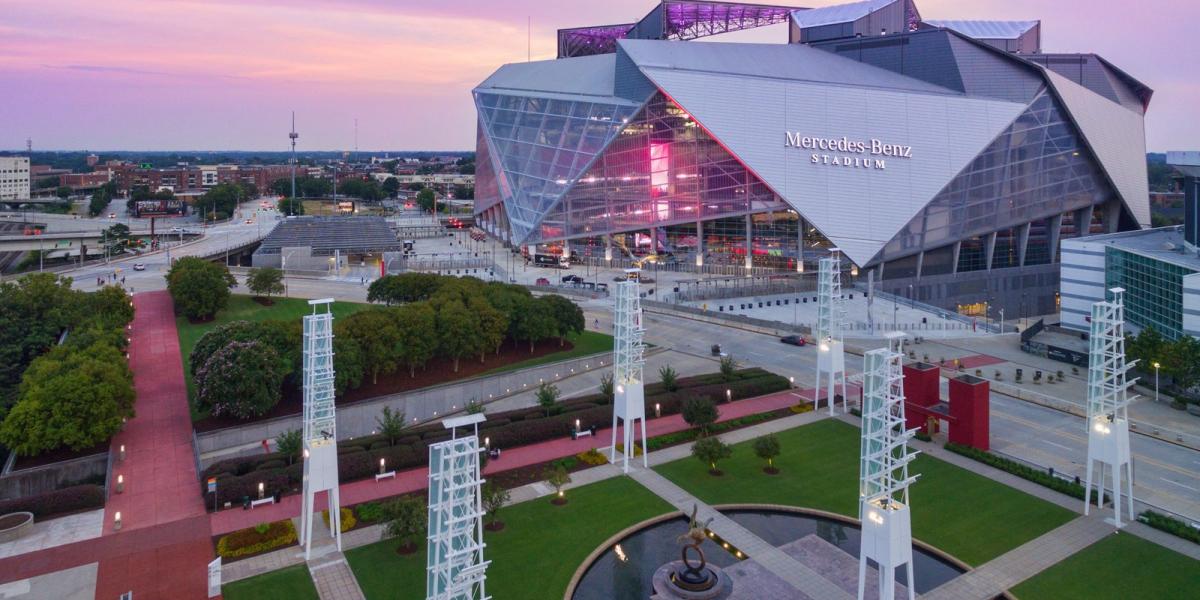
[289,112,299,216]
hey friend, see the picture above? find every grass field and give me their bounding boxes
[346,476,674,600]
[222,564,319,600]
[1010,532,1200,599]
[653,419,1076,566]
[480,329,612,376]
[175,295,369,411]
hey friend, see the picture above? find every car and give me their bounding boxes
[245,219,253,224]
[561,274,583,284]
[780,335,807,347]
[535,277,550,286]
[169,227,182,233]
[132,263,146,271]
[108,213,116,219]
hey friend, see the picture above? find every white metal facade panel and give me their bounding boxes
[1184,273,1200,338]
[1060,239,1109,332]
[1045,71,1151,228]
[639,67,1025,265]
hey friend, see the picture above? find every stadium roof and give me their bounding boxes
[924,19,1038,40]
[256,216,404,256]
[789,0,895,28]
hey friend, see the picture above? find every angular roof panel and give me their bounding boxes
[790,0,896,28]
[476,55,621,101]
[1045,70,1152,227]
[923,19,1038,40]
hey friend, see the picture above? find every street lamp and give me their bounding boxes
[1153,361,1161,403]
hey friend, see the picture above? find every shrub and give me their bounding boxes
[536,382,560,416]
[216,519,298,559]
[753,434,781,470]
[682,397,719,435]
[355,501,386,524]
[1138,511,1200,544]
[599,373,614,404]
[255,459,286,471]
[275,429,302,465]
[944,442,1107,503]
[376,406,407,446]
[659,365,679,392]
[719,356,738,382]
[576,448,609,466]
[384,497,427,551]
[166,256,236,320]
[481,481,511,529]
[321,507,357,533]
[692,437,732,474]
[338,451,376,483]
[544,464,571,499]
[0,485,105,519]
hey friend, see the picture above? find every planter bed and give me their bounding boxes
[0,511,33,543]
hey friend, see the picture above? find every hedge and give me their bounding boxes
[944,442,1108,503]
[1138,510,1200,545]
[0,484,105,519]
[216,519,298,559]
[198,368,791,506]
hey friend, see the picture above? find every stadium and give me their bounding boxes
[472,0,1152,316]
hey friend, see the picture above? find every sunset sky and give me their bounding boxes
[1,0,1194,151]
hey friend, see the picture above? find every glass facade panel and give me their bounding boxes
[957,236,987,273]
[474,91,642,244]
[1107,248,1195,340]
[1024,218,1053,266]
[920,244,955,277]
[879,90,1117,264]
[529,92,786,244]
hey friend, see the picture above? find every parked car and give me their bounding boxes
[561,274,583,284]
[535,277,550,286]
[133,263,146,271]
[780,335,807,347]
[711,344,724,356]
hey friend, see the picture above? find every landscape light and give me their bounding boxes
[655,403,661,418]
[379,458,386,474]
[119,444,126,461]
[116,474,124,493]
[113,511,122,531]
[258,482,265,499]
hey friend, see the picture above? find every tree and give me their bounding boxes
[0,273,87,408]
[382,177,400,199]
[246,267,284,301]
[1162,335,1200,396]
[0,342,134,455]
[659,365,678,392]
[394,302,437,377]
[544,464,571,504]
[470,295,507,360]
[275,429,302,465]
[198,183,244,220]
[599,372,614,404]
[376,406,406,446]
[277,197,305,215]
[1127,327,1167,373]
[692,437,732,475]
[536,382,560,417]
[102,223,130,255]
[333,335,364,395]
[481,481,511,531]
[437,300,480,372]
[719,355,738,382]
[384,497,427,554]
[165,257,236,321]
[55,185,72,200]
[84,285,134,330]
[338,309,401,384]
[196,341,284,419]
[513,309,556,353]
[88,187,111,217]
[416,188,436,212]
[538,295,584,346]
[190,320,261,377]
[753,434,781,474]
[682,397,718,435]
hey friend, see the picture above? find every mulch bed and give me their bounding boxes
[12,441,109,471]
[194,337,577,432]
[251,297,275,306]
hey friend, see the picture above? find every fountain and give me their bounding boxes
[651,505,733,599]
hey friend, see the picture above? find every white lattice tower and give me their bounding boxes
[815,249,848,415]
[857,333,919,600]
[610,272,647,473]
[299,298,341,559]
[1084,287,1136,527]
[426,436,490,600]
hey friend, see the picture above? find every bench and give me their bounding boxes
[376,471,396,482]
[249,497,275,509]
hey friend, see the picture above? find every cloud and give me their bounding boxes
[47,64,172,77]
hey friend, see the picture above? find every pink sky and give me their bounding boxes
[0,0,1194,151]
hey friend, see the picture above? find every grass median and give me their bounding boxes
[222,564,319,600]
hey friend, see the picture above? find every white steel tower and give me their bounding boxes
[289,112,299,213]
[815,249,848,415]
[610,269,648,473]
[858,332,919,600]
[299,298,341,559]
[1084,287,1136,527]
[427,415,490,600]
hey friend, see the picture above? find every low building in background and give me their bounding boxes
[0,157,31,202]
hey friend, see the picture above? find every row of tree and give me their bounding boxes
[166,257,238,321]
[198,182,258,221]
[0,276,136,455]
[1126,326,1200,401]
[87,181,121,217]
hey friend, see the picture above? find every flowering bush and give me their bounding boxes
[197,340,283,419]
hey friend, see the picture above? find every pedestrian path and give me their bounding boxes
[629,468,853,600]
[921,516,1113,600]
[308,553,367,600]
[210,388,807,535]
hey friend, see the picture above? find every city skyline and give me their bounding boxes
[1,0,1194,152]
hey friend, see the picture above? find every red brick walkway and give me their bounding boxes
[210,387,809,535]
[0,291,214,599]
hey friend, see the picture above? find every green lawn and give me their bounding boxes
[480,329,613,376]
[346,476,674,600]
[653,419,1076,566]
[222,564,319,600]
[1011,532,1200,599]
[176,295,369,411]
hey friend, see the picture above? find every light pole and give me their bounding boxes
[1153,361,1161,403]
[998,308,1004,334]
